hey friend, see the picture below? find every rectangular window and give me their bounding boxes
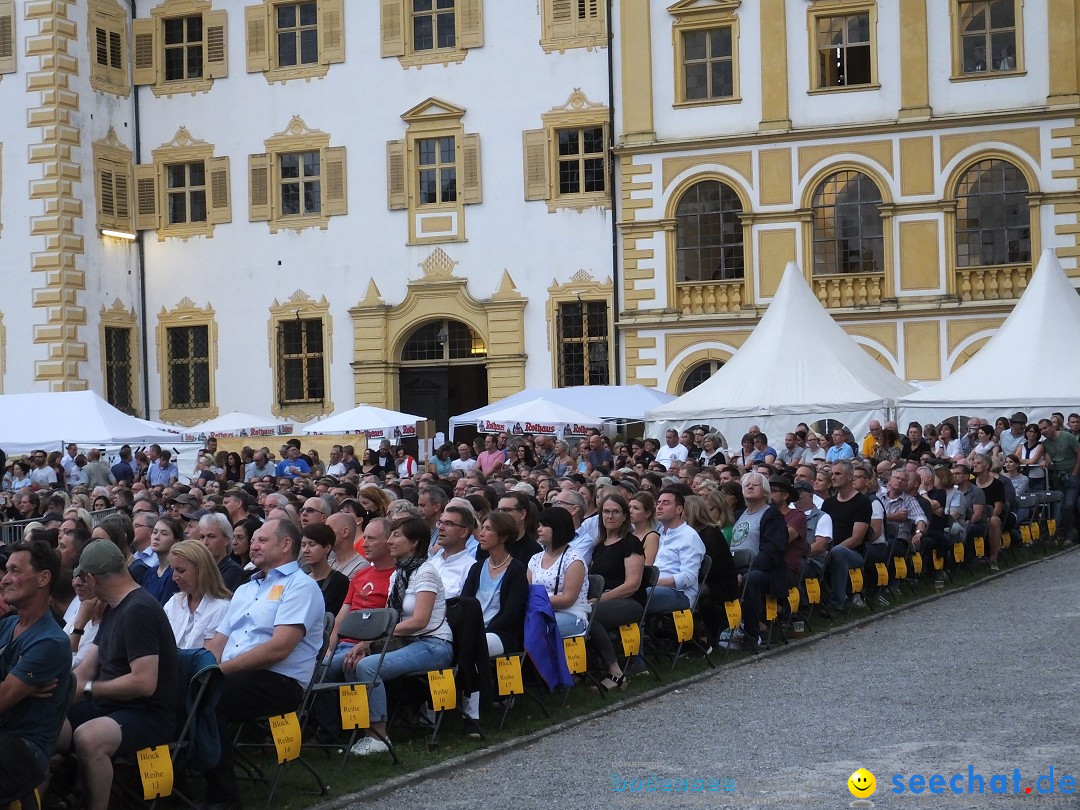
[557,301,609,387]
[417,136,457,204]
[104,327,134,414]
[816,12,872,88]
[163,15,203,81]
[277,318,325,405]
[165,162,207,225]
[97,156,133,232]
[276,1,319,66]
[412,0,455,51]
[279,151,321,216]
[683,27,734,101]
[556,126,606,197]
[958,0,1017,73]
[166,325,211,409]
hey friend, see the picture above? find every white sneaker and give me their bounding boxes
[350,736,389,756]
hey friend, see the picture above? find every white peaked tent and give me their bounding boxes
[472,397,603,436]
[0,390,181,455]
[646,263,916,441]
[450,385,675,437]
[896,249,1080,425]
[178,410,297,441]
[302,404,423,440]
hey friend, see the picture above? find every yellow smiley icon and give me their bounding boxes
[848,768,877,798]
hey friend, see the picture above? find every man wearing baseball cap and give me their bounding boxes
[62,539,179,810]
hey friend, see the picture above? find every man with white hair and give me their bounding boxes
[200,512,245,591]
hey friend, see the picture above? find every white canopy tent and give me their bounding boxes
[177,410,299,443]
[645,263,916,443]
[471,397,603,436]
[450,385,675,437]
[302,404,423,441]
[896,249,1080,425]
[0,390,181,456]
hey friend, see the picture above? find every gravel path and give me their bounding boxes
[360,551,1080,809]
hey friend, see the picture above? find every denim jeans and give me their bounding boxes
[353,636,453,723]
[829,545,864,610]
[644,586,690,615]
[555,611,587,639]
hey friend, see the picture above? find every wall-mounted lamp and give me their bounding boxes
[101,228,137,241]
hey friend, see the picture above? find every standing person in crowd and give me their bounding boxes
[1038,418,1080,542]
[1016,423,1046,490]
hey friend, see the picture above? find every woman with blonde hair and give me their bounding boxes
[163,539,233,648]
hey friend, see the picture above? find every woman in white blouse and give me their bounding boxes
[529,507,590,638]
[163,539,232,649]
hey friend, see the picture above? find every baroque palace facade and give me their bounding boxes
[0,0,1076,430]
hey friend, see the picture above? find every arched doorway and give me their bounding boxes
[399,319,488,444]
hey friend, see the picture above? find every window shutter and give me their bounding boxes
[204,9,228,80]
[249,152,272,222]
[386,139,407,210]
[459,0,483,49]
[206,156,232,225]
[114,166,132,228]
[323,146,347,216]
[582,0,605,37]
[380,0,404,58]
[245,4,270,73]
[549,0,576,41]
[132,17,157,85]
[99,163,117,225]
[522,129,550,201]
[0,0,15,75]
[134,163,158,231]
[318,0,345,65]
[461,133,482,205]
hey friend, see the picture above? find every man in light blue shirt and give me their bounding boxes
[646,487,705,614]
[202,519,324,809]
[825,428,856,462]
[146,449,178,487]
[275,445,311,480]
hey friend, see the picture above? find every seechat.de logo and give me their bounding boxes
[848,768,877,807]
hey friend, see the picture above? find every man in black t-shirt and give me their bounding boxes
[822,461,872,613]
[62,540,178,810]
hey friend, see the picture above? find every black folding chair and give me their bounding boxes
[306,607,401,768]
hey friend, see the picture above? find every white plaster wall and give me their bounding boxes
[133,0,614,417]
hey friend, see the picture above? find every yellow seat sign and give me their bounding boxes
[427,668,457,710]
[912,553,924,575]
[932,550,944,571]
[495,655,524,696]
[563,636,587,674]
[953,542,965,564]
[804,579,821,605]
[339,685,370,730]
[672,609,694,642]
[849,568,864,593]
[973,537,986,558]
[765,596,778,621]
[137,745,173,800]
[269,712,302,764]
[893,557,908,579]
[724,600,742,630]
[619,623,641,657]
[787,587,800,614]
[875,562,889,587]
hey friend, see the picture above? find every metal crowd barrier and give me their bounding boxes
[1,506,118,547]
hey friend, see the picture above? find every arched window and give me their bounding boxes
[401,319,487,362]
[680,360,724,393]
[955,159,1030,267]
[811,170,884,275]
[675,180,744,281]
